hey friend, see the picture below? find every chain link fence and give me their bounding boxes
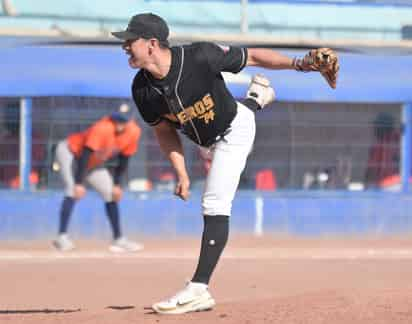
[0,97,401,191]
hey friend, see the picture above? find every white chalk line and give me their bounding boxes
[2,248,412,261]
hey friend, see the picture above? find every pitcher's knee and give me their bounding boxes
[202,198,232,216]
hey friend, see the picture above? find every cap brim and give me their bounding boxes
[111,30,140,40]
[111,112,130,123]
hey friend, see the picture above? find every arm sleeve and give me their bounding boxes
[74,147,93,184]
[113,154,129,185]
[199,42,248,74]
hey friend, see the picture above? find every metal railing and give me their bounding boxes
[0,97,404,192]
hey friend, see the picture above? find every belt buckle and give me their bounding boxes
[204,128,232,148]
[214,128,231,145]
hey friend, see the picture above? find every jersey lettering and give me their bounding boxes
[199,110,215,124]
[177,94,215,125]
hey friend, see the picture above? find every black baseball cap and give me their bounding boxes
[112,13,169,44]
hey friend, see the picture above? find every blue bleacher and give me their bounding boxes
[1,1,412,40]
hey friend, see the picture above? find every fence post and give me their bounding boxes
[240,0,248,34]
[19,97,32,191]
[254,195,264,236]
[401,103,412,193]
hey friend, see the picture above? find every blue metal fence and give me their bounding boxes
[0,190,411,239]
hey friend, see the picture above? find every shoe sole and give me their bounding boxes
[52,241,75,252]
[152,297,216,315]
[109,246,144,253]
[248,75,275,108]
[252,74,270,87]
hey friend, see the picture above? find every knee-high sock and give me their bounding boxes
[192,215,229,285]
[58,196,75,234]
[105,202,122,240]
[242,98,262,112]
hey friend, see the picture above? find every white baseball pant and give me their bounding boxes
[202,102,256,216]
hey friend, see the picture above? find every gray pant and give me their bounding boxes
[55,140,114,202]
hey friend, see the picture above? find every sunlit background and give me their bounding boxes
[1,0,412,238]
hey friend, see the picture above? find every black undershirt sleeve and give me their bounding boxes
[113,154,130,185]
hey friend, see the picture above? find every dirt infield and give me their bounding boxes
[1,236,412,324]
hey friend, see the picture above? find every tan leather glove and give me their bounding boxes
[293,48,339,89]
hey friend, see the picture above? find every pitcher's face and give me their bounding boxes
[122,38,152,69]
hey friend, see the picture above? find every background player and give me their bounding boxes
[112,13,338,314]
[53,103,143,253]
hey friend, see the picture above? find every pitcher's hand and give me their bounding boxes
[174,176,190,201]
[74,184,86,200]
[112,185,123,202]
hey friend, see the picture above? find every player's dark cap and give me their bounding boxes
[111,103,133,123]
[111,13,169,45]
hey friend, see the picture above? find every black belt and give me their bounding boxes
[202,127,232,147]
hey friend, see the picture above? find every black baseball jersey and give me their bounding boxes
[132,42,248,147]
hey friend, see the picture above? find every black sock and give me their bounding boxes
[192,215,229,285]
[105,202,122,240]
[242,98,262,112]
[58,196,75,234]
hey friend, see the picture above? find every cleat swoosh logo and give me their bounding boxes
[176,299,196,306]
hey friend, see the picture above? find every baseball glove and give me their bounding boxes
[292,48,339,89]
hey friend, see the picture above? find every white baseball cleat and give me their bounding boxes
[109,237,144,253]
[246,74,276,109]
[53,234,75,252]
[152,282,216,315]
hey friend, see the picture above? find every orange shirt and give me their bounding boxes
[67,117,141,170]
